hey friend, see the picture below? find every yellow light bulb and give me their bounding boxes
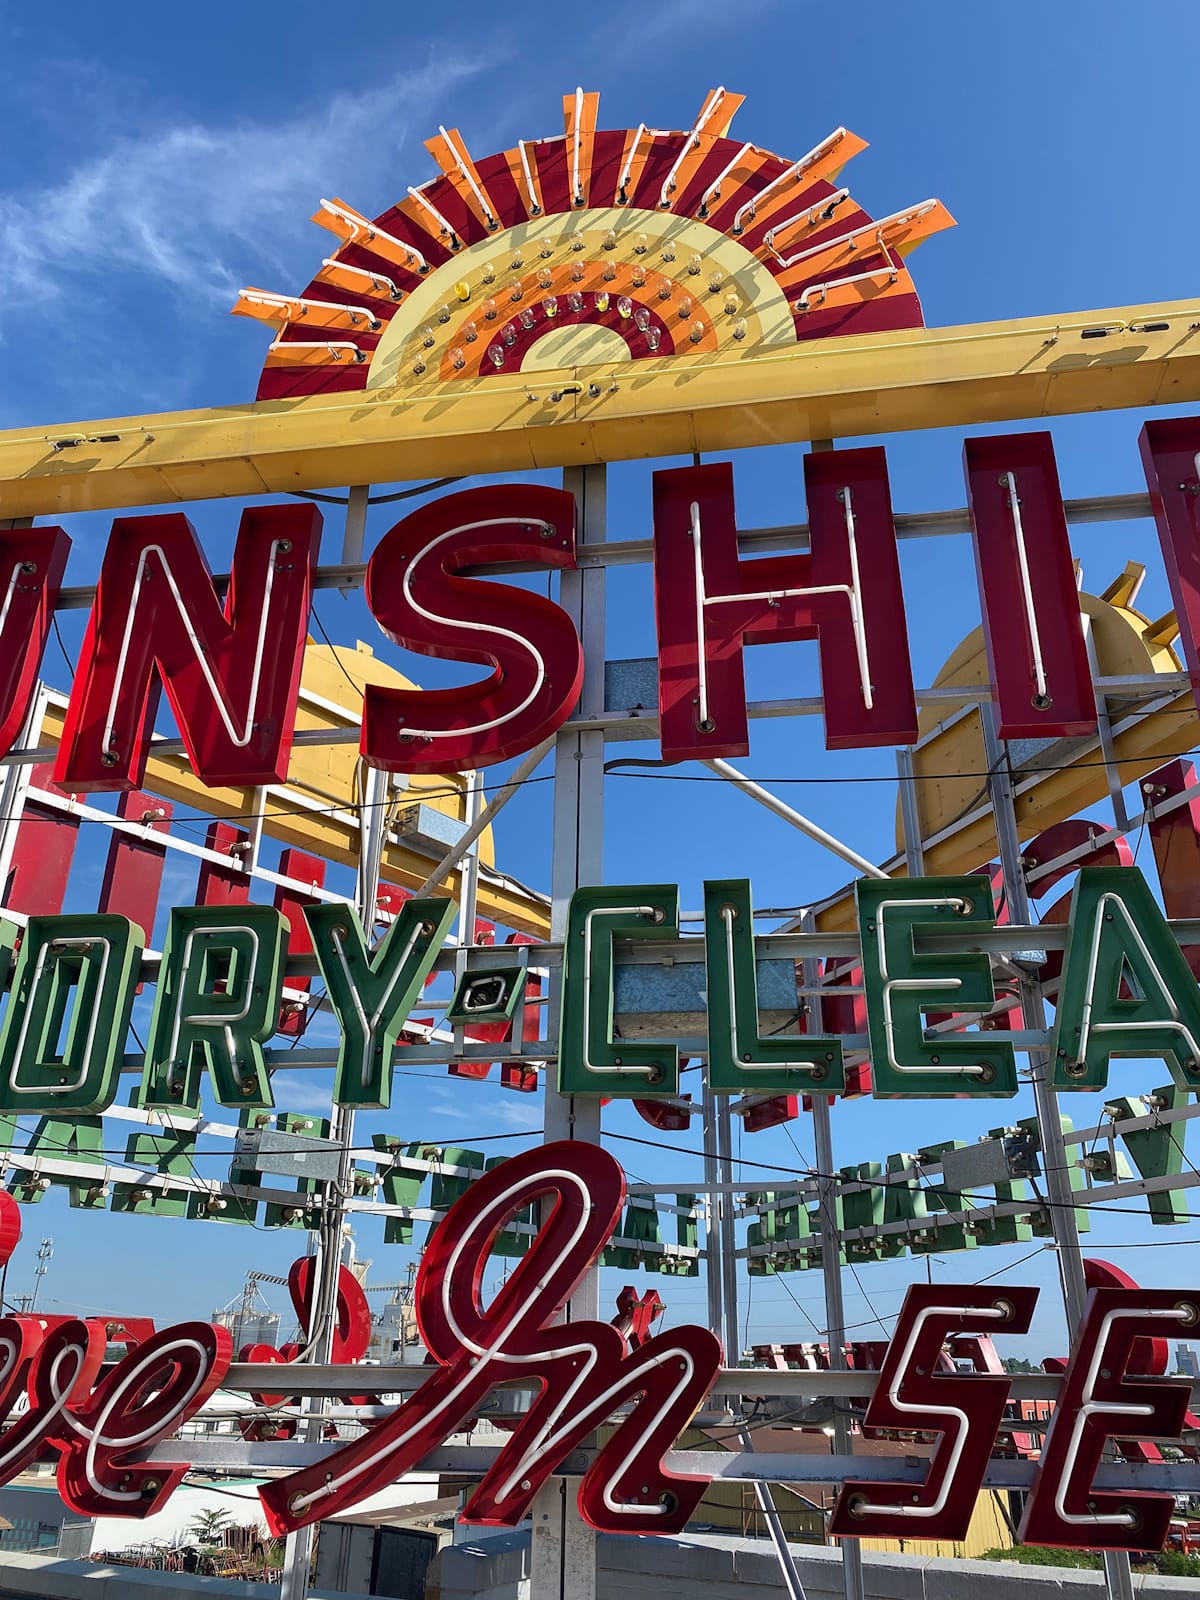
[595,290,610,312]
[454,280,471,302]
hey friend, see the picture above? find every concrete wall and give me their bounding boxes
[428,1531,1200,1600]
[0,1553,362,1600]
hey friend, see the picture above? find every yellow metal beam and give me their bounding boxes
[3,300,1199,517]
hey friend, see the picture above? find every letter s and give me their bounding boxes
[362,485,582,773]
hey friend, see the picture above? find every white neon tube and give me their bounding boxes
[8,937,114,1097]
[732,128,848,234]
[438,126,496,229]
[582,905,661,1077]
[1004,471,1048,703]
[873,897,987,1076]
[658,88,727,209]
[391,517,555,742]
[616,124,647,200]
[852,1303,1006,1519]
[571,88,585,205]
[1052,1305,1188,1527]
[102,539,285,760]
[1074,891,1200,1067]
[517,142,541,215]
[406,186,460,248]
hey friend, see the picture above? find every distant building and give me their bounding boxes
[1175,1343,1199,1378]
[211,1307,281,1352]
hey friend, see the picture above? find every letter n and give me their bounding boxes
[55,505,319,790]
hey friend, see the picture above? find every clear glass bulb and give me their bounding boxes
[687,253,702,275]
[689,322,704,343]
[412,355,427,374]
[732,318,748,341]
[510,279,525,301]
[678,294,693,318]
[502,322,518,346]
[567,291,584,312]
[489,344,505,368]
[510,250,524,270]
[454,280,471,302]
[463,320,478,343]
[724,292,739,315]
[570,235,586,252]
[449,346,466,369]
[633,233,648,255]
[661,242,676,262]
[480,262,496,283]
[519,307,535,330]
[418,325,434,348]
[647,327,661,350]
[537,266,553,288]
[602,228,618,251]
[539,239,553,259]
[709,271,725,293]
[634,307,650,331]
[617,295,633,320]
[595,290,610,312]
[482,297,498,320]
[569,260,585,282]
[437,303,452,323]
[631,264,646,287]
[542,295,559,318]
[658,282,672,301]
[602,261,617,282]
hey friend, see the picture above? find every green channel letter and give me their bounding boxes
[141,905,287,1111]
[558,884,680,1097]
[0,915,144,1116]
[856,875,1017,1098]
[703,879,844,1094]
[308,898,457,1110]
[1050,866,1200,1093]
[1106,1083,1190,1226]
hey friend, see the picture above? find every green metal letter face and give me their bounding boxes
[703,879,844,1095]
[558,884,680,1097]
[0,914,144,1116]
[307,897,456,1110]
[141,905,287,1112]
[1050,866,1200,1093]
[856,875,1017,1098]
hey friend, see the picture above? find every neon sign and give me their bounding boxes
[0,419,1192,791]
[0,1145,1191,1552]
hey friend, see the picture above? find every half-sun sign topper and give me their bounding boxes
[232,88,954,398]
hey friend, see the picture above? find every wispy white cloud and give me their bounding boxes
[0,54,489,317]
[268,1070,335,1117]
[424,1090,540,1132]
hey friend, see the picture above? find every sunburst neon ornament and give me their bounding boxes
[234,88,955,401]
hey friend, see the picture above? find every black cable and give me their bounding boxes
[291,476,462,509]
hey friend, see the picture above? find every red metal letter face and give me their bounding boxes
[829,1284,1037,1540]
[362,485,582,773]
[964,433,1094,740]
[1141,420,1200,717]
[48,1320,232,1517]
[55,504,320,792]
[1021,1287,1200,1551]
[0,527,69,757]
[259,1140,722,1537]
[652,452,916,763]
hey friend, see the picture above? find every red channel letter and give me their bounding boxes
[1021,1287,1200,1550]
[0,526,69,756]
[56,505,320,791]
[260,1140,721,1536]
[652,452,916,762]
[829,1284,1037,1540]
[964,433,1094,740]
[1141,418,1200,712]
[47,1320,232,1517]
[362,485,581,773]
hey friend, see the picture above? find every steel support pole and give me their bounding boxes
[531,464,606,1600]
[980,705,1134,1600]
[803,912,866,1600]
[280,763,389,1600]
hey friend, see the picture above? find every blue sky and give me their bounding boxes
[2,0,1200,1356]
